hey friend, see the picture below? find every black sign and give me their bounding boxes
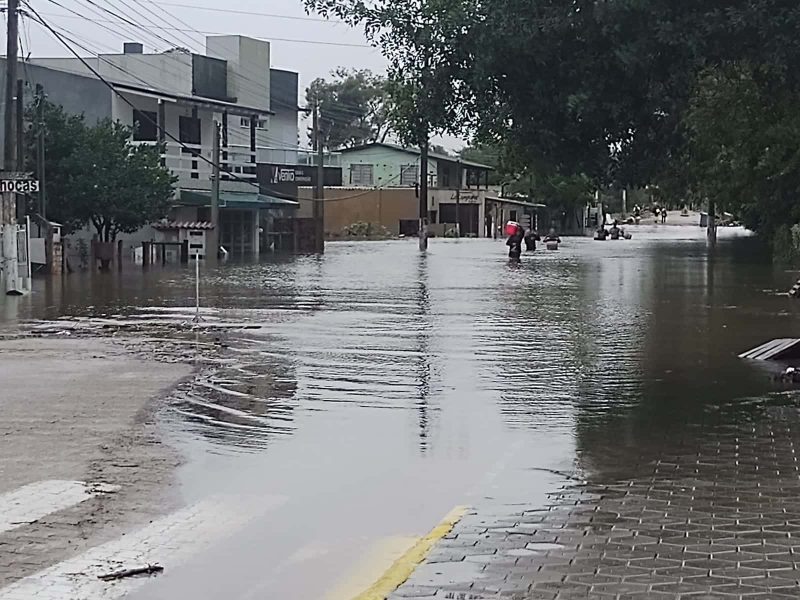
[0,179,39,194]
[257,164,343,199]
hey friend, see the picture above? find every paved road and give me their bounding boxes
[3,228,799,599]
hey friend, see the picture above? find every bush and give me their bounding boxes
[341,222,393,239]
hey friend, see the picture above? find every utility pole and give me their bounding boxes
[2,0,23,294]
[3,0,18,172]
[455,159,461,238]
[707,198,717,247]
[35,84,45,219]
[208,120,220,264]
[419,127,429,251]
[312,101,325,253]
[621,188,627,220]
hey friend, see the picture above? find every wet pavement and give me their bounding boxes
[2,225,800,598]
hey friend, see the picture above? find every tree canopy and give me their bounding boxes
[25,101,176,241]
[304,0,800,248]
[306,68,392,150]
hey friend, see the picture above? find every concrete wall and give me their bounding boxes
[0,59,113,164]
[33,52,195,96]
[340,147,438,188]
[298,187,418,235]
[100,51,194,95]
[206,36,270,114]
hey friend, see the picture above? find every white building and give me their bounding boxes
[3,36,304,259]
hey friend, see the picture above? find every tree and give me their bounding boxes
[306,68,392,149]
[304,0,473,147]
[25,101,176,242]
[682,64,800,245]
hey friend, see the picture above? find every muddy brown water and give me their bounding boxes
[2,226,799,598]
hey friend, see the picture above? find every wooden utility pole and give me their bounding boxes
[208,121,220,263]
[312,101,325,253]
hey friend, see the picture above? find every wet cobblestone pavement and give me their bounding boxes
[392,398,800,599]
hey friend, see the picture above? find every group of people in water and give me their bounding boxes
[595,220,632,240]
[505,222,561,259]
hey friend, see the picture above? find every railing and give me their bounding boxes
[132,142,343,185]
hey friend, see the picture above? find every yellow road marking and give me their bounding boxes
[326,536,419,600]
[351,506,469,600]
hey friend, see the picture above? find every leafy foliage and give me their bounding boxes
[306,68,393,149]
[25,101,176,241]
[304,0,474,147]
[682,64,800,242]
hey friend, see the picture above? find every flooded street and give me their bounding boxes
[3,226,800,598]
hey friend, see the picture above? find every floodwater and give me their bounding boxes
[3,225,799,598]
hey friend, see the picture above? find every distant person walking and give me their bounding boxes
[661,209,667,224]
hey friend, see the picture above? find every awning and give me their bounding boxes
[113,82,275,117]
[179,190,298,209]
[486,196,548,209]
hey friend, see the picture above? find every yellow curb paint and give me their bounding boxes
[327,536,419,600]
[351,506,469,600]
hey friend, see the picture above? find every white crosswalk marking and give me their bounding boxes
[0,480,117,535]
[0,494,285,600]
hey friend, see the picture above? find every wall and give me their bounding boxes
[340,147,438,188]
[298,187,418,235]
[101,52,194,95]
[206,36,270,115]
[0,59,113,165]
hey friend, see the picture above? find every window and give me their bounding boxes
[350,164,374,186]
[179,116,202,145]
[240,117,267,129]
[400,164,418,187]
[510,210,518,222]
[132,110,158,141]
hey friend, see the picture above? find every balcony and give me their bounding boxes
[133,142,342,190]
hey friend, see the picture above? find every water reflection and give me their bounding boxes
[415,252,432,452]
[7,231,794,469]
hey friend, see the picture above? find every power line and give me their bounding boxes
[137,0,344,24]
[39,3,280,107]
[24,4,406,204]
[35,9,372,47]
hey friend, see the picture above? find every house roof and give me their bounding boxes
[338,142,494,171]
[113,82,275,117]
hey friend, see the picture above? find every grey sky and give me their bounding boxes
[18,0,464,149]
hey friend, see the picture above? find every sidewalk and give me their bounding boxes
[0,337,191,588]
[391,400,800,599]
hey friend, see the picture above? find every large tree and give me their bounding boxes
[306,68,392,149]
[26,101,176,242]
[305,0,800,247]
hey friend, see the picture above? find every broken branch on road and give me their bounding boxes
[98,564,164,581]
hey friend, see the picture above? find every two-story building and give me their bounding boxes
[334,142,495,237]
[2,35,307,259]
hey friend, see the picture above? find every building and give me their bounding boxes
[333,142,495,237]
[0,36,313,260]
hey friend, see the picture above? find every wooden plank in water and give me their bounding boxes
[739,338,800,360]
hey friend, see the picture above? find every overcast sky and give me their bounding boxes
[18,0,464,149]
